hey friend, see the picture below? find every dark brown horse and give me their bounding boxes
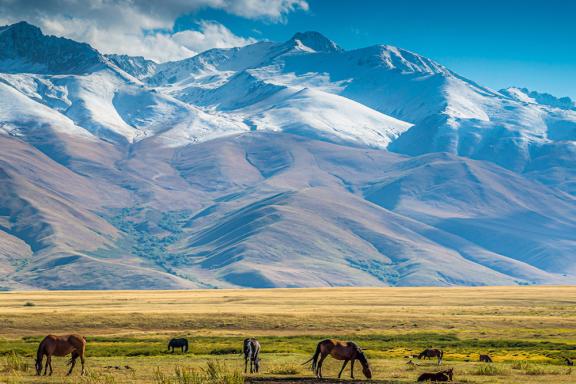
[168,338,188,353]
[479,354,493,363]
[417,348,444,365]
[417,368,453,382]
[35,334,86,376]
[565,357,574,366]
[243,338,261,374]
[304,339,372,379]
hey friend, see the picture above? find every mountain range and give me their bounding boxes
[1,21,575,289]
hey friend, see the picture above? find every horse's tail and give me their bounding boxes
[167,340,171,350]
[184,340,189,353]
[302,342,321,372]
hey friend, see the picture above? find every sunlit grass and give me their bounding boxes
[0,287,575,383]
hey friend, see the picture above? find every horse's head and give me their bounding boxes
[362,365,372,379]
[35,358,42,375]
[357,351,372,379]
[444,368,454,380]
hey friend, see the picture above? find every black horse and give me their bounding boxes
[243,338,261,373]
[167,338,188,353]
[479,354,493,363]
[417,348,444,365]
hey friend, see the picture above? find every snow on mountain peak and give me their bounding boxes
[288,31,343,53]
[106,54,158,80]
[350,44,450,75]
[500,87,576,111]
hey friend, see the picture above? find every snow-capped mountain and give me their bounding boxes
[1,22,575,290]
[501,87,576,111]
[0,21,106,74]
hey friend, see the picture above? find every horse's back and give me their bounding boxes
[243,338,260,355]
[170,338,187,346]
[40,334,85,356]
[417,373,432,382]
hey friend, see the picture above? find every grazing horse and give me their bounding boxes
[417,368,453,382]
[479,354,493,363]
[304,339,372,379]
[167,338,188,353]
[243,338,261,374]
[565,357,574,366]
[418,348,444,365]
[35,334,86,376]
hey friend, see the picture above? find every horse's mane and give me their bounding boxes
[356,349,369,366]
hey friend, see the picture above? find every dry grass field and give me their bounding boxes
[0,286,575,383]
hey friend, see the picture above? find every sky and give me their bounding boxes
[1,0,574,98]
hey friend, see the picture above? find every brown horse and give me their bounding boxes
[35,335,86,376]
[303,339,372,379]
[479,354,493,363]
[417,368,453,382]
[417,348,444,365]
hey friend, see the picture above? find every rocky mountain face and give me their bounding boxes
[0,22,575,289]
[0,21,106,74]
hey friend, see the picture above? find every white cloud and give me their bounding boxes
[0,0,307,61]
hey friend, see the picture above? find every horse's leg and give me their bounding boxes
[316,354,327,378]
[48,356,53,376]
[43,355,48,376]
[80,353,86,375]
[350,359,355,379]
[67,353,78,376]
[337,360,349,378]
[244,356,248,373]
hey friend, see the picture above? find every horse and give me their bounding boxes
[303,339,372,379]
[417,368,453,382]
[417,348,444,365]
[35,334,86,376]
[479,354,493,363]
[243,338,261,374]
[565,357,574,366]
[167,338,189,353]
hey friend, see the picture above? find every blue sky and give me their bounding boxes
[2,0,573,98]
[176,0,576,99]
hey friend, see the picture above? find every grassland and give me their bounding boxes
[0,287,575,383]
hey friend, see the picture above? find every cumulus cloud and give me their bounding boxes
[0,0,307,62]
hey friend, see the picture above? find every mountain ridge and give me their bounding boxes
[0,22,574,290]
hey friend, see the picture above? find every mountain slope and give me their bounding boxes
[0,23,575,289]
